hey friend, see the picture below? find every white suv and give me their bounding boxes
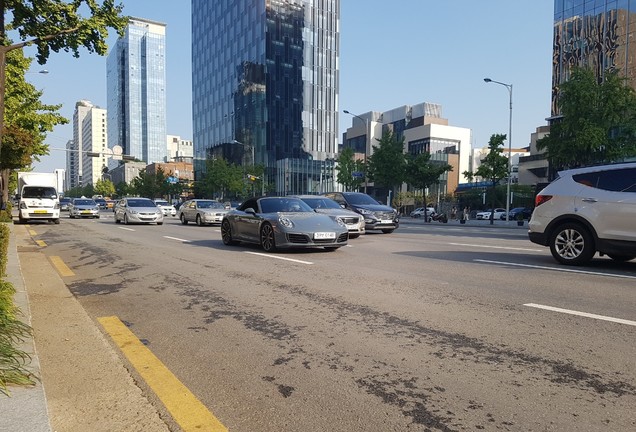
[528,162,636,265]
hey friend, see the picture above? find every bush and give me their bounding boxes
[0,223,36,395]
[0,203,13,224]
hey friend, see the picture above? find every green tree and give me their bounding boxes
[537,67,636,172]
[336,147,364,191]
[0,0,128,205]
[93,179,115,197]
[367,130,407,196]
[115,181,130,198]
[404,152,452,221]
[130,168,171,199]
[466,134,509,224]
[200,158,244,199]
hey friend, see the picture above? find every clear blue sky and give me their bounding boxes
[29,0,553,173]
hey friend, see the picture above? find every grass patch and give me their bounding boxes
[0,223,36,395]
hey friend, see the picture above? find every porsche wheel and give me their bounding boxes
[221,219,237,245]
[260,223,276,252]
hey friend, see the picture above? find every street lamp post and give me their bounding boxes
[484,77,513,222]
[343,110,369,193]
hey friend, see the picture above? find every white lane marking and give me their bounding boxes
[475,259,636,280]
[118,227,135,231]
[245,251,313,265]
[524,303,636,327]
[451,242,542,252]
[163,236,191,243]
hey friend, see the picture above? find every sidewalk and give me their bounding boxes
[0,223,170,432]
[399,215,529,229]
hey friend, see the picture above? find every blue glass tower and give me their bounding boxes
[107,17,168,164]
[192,0,340,195]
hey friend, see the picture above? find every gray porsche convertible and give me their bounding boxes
[221,196,349,252]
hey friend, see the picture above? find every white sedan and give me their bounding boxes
[154,199,177,217]
[475,208,506,220]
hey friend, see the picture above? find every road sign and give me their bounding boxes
[352,171,364,178]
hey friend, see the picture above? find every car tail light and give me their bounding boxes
[535,194,553,207]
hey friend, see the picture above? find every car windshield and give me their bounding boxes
[155,200,169,206]
[301,197,341,210]
[343,193,380,205]
[197,200,224,209]
[259,198,313,213]
[74,199,95,206]
[128,199,156,207]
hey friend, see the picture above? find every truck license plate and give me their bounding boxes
[34,210,47,214]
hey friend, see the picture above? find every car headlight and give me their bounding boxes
[94,207,99,211]
[130,210,138,214]
[335,217,346,228]
[356,208,373,215]
[279,216,293,228]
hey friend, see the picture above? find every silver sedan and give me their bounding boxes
[177,199,229,226]
[68,198,100,219]
[114,197,164,225]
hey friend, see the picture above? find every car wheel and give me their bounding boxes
[53,219,60,225]
[607,254,635,262]
[260,223,276,252]
[157,222,163,225]
[349,234,360,239]
[382,229,394,234]
[96,215,100,219]
[221,219,237,245]
[196,214,203,226]
[124,214,129,225]
[549,223,595,265]
[180,213,188,225]
[115,215,120,224]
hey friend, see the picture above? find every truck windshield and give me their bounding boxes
[22,187,57,199]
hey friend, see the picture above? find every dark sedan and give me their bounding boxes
[221,196,349,252]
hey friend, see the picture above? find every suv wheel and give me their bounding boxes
[549,222,595,266]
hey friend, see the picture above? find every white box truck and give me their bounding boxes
[17,172,61,224]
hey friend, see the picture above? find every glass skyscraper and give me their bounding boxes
[192,0,340,195]
[552,0,636,116]
[107,17,168,164]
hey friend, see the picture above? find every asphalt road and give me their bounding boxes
[27,212,636,431]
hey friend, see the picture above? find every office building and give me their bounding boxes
[552,0,636,116]
[191,0,340,194]
[167,135,193,162]
[342,102,472,200]
[107,17,167,164]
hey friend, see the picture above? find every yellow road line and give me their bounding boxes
[98,316,228,432]
[36,240,47,247]
[49,256,75,277]
[29,229,37,236]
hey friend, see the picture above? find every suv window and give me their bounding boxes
[573,168,636,192]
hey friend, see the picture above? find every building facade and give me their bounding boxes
[107,17,168,165]
[69,100,94,188]
[342,102,472,201]
[166,135,193,161]
[65,139,77,191]
[191,0,340,195]
[80,106,108,186]
[552,0,636,116]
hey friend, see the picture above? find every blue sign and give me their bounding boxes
[352,171,364,178]
[167,176,178,184]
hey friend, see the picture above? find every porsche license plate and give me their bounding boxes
[314,232,336,239]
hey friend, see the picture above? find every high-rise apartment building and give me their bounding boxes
[552,0,636,116]
[80,106,108,185]
[107,17,167,164]
[65,139,77,190]
[191,0,340,194]
[69,100,94,188]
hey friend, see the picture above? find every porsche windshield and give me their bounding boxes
[259,198,313,213]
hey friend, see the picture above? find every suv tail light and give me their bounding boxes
[535,194,553,207]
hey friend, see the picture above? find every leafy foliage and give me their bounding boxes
[336,147,364,191]
[404,151,452,217]
[537,67,636,169]
[367,130,407,193]
[93,179,115,197]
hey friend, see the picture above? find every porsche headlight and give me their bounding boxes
[279,216,294,228]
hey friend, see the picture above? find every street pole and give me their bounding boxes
[484,78,513,222]
[343,110,369,193]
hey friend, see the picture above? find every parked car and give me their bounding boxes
[291,195,365,238]
[322,192,399,234]
[221,196,349,252]
[409,207,437,220]
[475,208,506,220]
[178,199,228,226]
[114,197,164,225]
[59,197,72,211]
[154,199,177,217]
[501,207,533,221]
[68,198,100,219]
[528,162,636,265]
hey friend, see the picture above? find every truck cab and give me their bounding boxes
[17,172,61,224]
